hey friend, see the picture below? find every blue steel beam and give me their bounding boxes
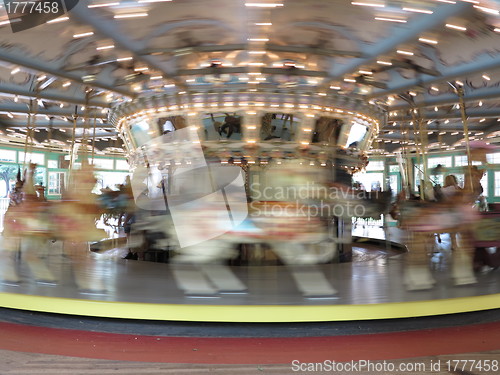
[330,2,470,79]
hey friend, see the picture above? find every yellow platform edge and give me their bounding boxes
[1,292,500,322]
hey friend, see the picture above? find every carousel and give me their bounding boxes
[0,0,499,325]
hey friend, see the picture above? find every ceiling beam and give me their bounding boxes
[367,53,500,100]
[391,108,500,121]
[141,43,363,59]
[0,48,136,98]
[0,104,107,118]
[0,83,110,108]
[387,86,500,111]
[330,2,470,79]
[70,0,180,83]
[4,120,114,128]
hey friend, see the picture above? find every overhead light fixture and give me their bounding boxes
[377,60,392,65]
[351,2,385,7]
[37,74,47,81]
[138,0,172,3]
[375,17,406,23]
[150,75,162,80]
[116,57,133,62]
[10,67,20,75]
[96,45,115,50]
[479,100,483,106]
[255,22,272,26]
[418,37,438,44]
[446,24,466,31]
[73,31,94,38]
[403,7,433,14]
[396,50,414,56]
[46,16,69,24]
[62,81,71,87]
[473,5,498,14]
[245,3,284,7]
[134,67,148,72]
[480,118,486,122]
[344,78,356,83]
[431,86,439,92]
[88,2,119,8]
[358,70,373,75]
[249,50,266,54]
[114,13,148,19]
[436,0,456,3]
[482,74,491,81]
[7,112,13,118]
[247,38,269,42]
[330,85,341,90]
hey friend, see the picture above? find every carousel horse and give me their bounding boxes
[219,113,241,138]
[394,167,484,290]
[1,163,55,284]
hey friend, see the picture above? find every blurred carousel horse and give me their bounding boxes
[1,163,55,284]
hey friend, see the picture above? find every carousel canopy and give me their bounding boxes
[0,0,500,154]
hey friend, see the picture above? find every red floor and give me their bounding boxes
[1,320,500,364]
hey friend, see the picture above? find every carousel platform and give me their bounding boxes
[0,228,499,323]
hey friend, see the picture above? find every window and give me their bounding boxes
[0,150,16,163]
[90,158,114,170]
[487,153,500,164]
[454,155,482,167]
[365,160,384,171]
[430,174,444,186]
[115,159,129,170]
[481,172,488,197]
[428,156,452,169]
[495,171,500,196]
[48,172,65,195]
[389,174,399,195]
[18,152,45,165]
[389,165,400,173]
[47,159,58,169]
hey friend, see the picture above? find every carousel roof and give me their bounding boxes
[1,0,500,154]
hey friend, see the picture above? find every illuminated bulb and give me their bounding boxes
[479,101,483,106]
[73,31,94,38]
[245,3,284,7]
[114,13,148,19]
[46,16,69,24]
[88,2,119,7]
[96,45,115,50]
[10,67,20,74]
[351,2,385,7]
[375,17,406,23]
[377,60,392,65]
[473,5,499,15]
[62,81,71,87]
[446,24,466,31]
[396,50,414,56]
[431,86,439,92]
[418,37,438,45]
[403,7,433,14]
